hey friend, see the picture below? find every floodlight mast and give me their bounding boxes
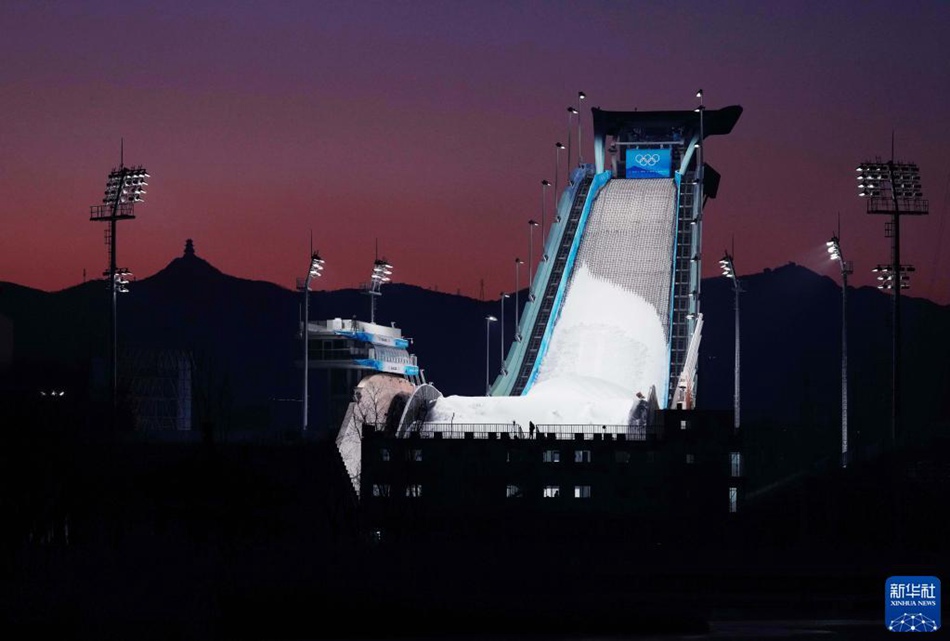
[827,235,853,467]
[719,251,741,431]
[90,162,149,425]
[856,158,928,446]
[366,258,393,324]
[300,251,325,432]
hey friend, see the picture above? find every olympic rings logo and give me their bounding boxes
[635,153,661,167]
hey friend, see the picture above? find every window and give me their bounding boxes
[680,419,689,430]
[372,483,391,497]
[505,484,522,498]
[543,486,560,498]
[542,450,560,463]
[615,451,631,464]
[409,448,423,462]
[380,448,391,462]
[574,485,591,499]
[506,450,520,463]
[730,452,742,478]
[729,487,738,513]
[574,449,591,463]
[405,484,422,498]
[686,453,695,465]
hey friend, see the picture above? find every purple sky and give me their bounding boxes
[2,1,948,303]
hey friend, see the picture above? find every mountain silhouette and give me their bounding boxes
[2,242,948,485]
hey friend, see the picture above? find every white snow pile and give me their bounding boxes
[429,264,667,426]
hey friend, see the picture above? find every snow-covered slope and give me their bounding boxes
[430,178,676,426]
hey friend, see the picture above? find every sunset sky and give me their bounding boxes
[2,1,948,303]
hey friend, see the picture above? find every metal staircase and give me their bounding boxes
[510,174,594,395]
[668,174,697,404]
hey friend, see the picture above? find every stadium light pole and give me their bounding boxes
[576,91,586,165]
[301,251,325,432]
[719,252,741,431]
[527,219,540,301]
[367,259,393,324]
[514,258,524,338]
[856,158,927,446]
[90,163,149,426]
[485,315,498,394]
[567,107,579,172]
[499,292,510,373]
[827,236,852,466]
[540,179,551,241]
[555,142,565,204]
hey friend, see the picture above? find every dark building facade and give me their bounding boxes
[358,409,740,547]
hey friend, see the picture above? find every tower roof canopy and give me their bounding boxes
[593,105,742,141]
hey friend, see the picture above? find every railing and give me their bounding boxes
[89,202,135,221]
[391,421,662,441]
[533,423,661,441]
[403,421,526,439]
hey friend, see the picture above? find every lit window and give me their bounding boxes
[506,484,522,498]
[680,420,689,430]
[729,487,738,513]
[372,484,390,497]
[574,449,591,463]
[686,453,695,464]
[615,451,630,464]
[405,484,422,498]
[542,450,560,463]
[574,485,591,499]
[380,448,390,462]
[730,452,742,477]
[543,486,560,498]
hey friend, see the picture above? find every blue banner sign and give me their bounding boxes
[625,148,672,179]
[335,330,409,349]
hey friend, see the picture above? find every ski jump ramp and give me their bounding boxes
[420,106,742,430]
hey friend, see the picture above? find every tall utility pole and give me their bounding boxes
[499,292,510,374]
[856,156,927,446]
[554,142,565,206]
[514,257,524,337]
[90,155,149,426]
[827,232,852,466]
[527,219,540,300]
[540,179,551,242]
[719,251,741,431]
[485,315,497,394]
[576,91,586,165]
[566,106,578,171]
